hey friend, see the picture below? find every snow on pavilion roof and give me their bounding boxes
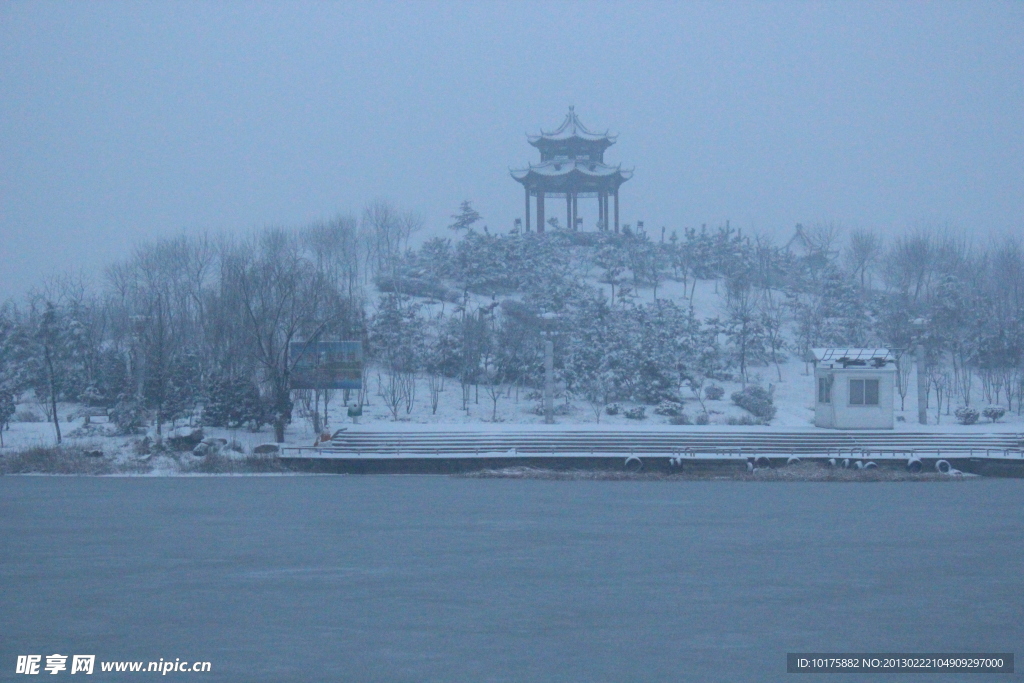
[528,106,616,144]
[510,158,632,180]
[813,348,895,368]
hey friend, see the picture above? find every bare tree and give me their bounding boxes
[376,370,407,421]
[895,350,913,411]
[361,200,423,285]
[427,372,442,415]
[229,230,334,442]
[759,290,786,381]
[844,229,882,288]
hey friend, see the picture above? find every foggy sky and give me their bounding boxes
[2,1,1022,300]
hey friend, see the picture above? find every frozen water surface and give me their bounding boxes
[1,477,1021,682]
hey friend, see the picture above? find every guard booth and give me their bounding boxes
[813,348,895,429]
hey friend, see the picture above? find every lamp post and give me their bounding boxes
[539,312,559,424]
[911,317,929,425]
[130,314,150,404]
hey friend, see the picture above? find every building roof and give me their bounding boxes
[510,159,632,192]
[528,106,616,145]
[813,348,895,368]
[512,158,630,179]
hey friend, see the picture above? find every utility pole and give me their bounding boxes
[912,318,928,425]
[544,339,554,424]
[538,311,559,425]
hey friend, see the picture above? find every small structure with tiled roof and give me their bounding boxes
[511,107,632,233]
[813,348,896,429]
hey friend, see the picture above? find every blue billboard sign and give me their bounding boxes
[289,340,363,390]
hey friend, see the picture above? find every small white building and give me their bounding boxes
[813,348,896,430]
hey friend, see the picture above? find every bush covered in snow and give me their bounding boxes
[531,401,573,417]
[653,400,684,417]
[624,406,647,420]
[110,399,146,435]
[14,408,43,423]
[203,376,269,431]
[604,403,621,416]
[668,413,691,425]
[954,406,979,425]
[694,412,710,425]
[704,385,725,401]
[731,385,776,422]
[982,406,1006,423]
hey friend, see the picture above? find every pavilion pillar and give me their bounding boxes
[524,187,531,232]
[572,192,578,230]
[566,194,572,232]
[613,188,620,233]
[597,191,604,229]
[537,191,545,233]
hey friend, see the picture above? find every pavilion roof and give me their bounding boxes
[511,158,631,181]
[528,106,616,145]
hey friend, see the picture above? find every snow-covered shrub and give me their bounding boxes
[624,406,647,420]
[954,406,979,425]
[14,408,43,423]
[982,406,1006,423]
[110,398,146,435]
[531,402,573,417]
[634,367,677,405]
[668,413,691,425]
[166,426,204,451]
[704,385,725,401]
[694,412,710,425]
[653,400,684,417]
[203,375,268,431]
[727,414,760,426]
[605,403,621,416]
[731,385,776,422]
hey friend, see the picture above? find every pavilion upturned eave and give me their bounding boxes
[509,168,631,195]
[511,158,630,177]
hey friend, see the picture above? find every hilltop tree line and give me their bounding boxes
[2,200,1023,442]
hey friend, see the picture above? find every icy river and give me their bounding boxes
[2,477,1021,682]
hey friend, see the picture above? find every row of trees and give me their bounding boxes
[2,200,1022,442]
[0,215,377,442]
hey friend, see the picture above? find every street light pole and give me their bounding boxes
[539,312,559,425]
[544,339,554,424]
[911,318,928,425]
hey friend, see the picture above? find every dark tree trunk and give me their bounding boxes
[44,344,61,444]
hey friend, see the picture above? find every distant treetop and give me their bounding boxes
[449,201,483,231]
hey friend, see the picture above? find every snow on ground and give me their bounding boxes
[4,349,1016,464]
[3,276,1020,464]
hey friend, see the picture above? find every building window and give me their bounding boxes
[849,379,879,406]
[818,377,831,404]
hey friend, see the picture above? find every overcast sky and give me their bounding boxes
[2,1,1022,300]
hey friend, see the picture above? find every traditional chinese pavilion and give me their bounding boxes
[511,107,632,233]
